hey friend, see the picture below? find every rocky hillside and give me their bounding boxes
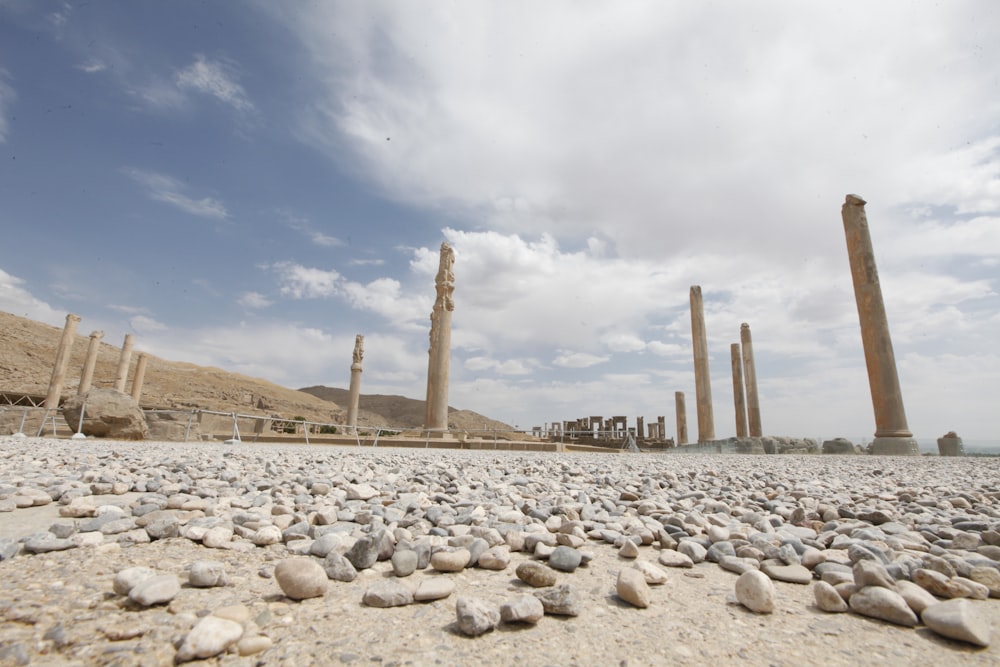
[0,311,512,432]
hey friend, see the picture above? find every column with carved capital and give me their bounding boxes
[346,334,364,429]
[424,243,455,431]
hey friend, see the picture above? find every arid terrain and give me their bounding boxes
[0,311,512,435]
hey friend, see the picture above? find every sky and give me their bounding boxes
[1,1,998,441]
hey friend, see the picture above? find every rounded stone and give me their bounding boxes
[500,595,545,624]
[391,549,418,577]
[549,546,583,572]
[735,569,775,614]
[516,561,557,587]
[175,616,244,662]
[849,586,918,627]
[813,580,848,612]
[113,566,157,596]
[128,574,180,607]
[188,560,228,588]
[617,567,651,608]
[274,558,328,600]
[456,596,499,636]
[431,548,470,572]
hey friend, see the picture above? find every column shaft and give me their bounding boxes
[44,314,81,409]
[674,391,688,445]
[689,286,715,442]
[841,194,915,454]
[130,353,148,402]
[78,330,104,395]
[347,335,364,429]
[114,334,135,392]
[740,323,763,437]
[424,243,455,431]
[731,343,748,438]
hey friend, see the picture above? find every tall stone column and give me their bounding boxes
[674,391,688,445]
[130,353,148,402]
[689,286,715,442]
[78,330,104,395]
[424,242,455,431]
[346,334,364,430]
[113,334,135,392]
[740,323,763,437]
[841,194,917,455]
[731,343,748,438]
[44,313,81,409]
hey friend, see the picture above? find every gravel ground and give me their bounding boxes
[0,437,998,667]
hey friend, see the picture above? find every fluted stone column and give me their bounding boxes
[675,391,688,445]
[740,323,762,437]
[44,313,81,409]
[424,243,455,431]
[78,330,104,395]
[113,334,135,392]
[842,194,917,455]
[129,353,148,402]
[346,334,364,430]
[689,286,715,442]
[731,343,748,438]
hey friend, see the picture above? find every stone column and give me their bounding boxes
[424,242,455,431]
[731,343,748,438]
[841,194,918,455]
[78,330,104,395]
[689,286,715,442]
[636,416,645,441]
[740,323,763,437]
[44,313,81,409]
[113,334,135,393]
[346,334,364,430]
[130,353,148,402]
[674,391,688,445]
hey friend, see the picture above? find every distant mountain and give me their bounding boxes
[298,385,515,433]
[0,311,514,434]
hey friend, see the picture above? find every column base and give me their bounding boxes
[869,436,919,456]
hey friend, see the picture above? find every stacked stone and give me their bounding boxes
[0,437,997,661]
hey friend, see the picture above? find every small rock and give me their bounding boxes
[345,536,379,570]
[895,579,940,615]
[477,546,511,570]
[274,558,328,600]
[175,616,244,662]
[631,560,668,585]
[363,580,414,608]
[677,540,707,564]
[414,577,455,602]
[113,566,157,595]
[813,581,848,613]
[618,540,640,559]
[500,595,545,624]
[431,548,470,572]
[188,560,228,588]
[251,526,283,546]
[735,570,775,614]
[921,599,992,647]
[128,574,180,607]
[456,596,499,636]
[237,634,274,656]
[516,561,557,587]
[549,546,583,572]
[849,586,918,627]
[969,566,1000,598]
[853,559,895,589]
[617,567,651,608]
[761,562,812,585]
[391,549,418,577]
[534,583,581,616]
[658,550,694,568]
[323,552,358,582]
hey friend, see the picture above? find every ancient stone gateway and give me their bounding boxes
[841,194,918,455]
[424,242,455,431]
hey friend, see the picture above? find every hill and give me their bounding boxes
[0,311,513,433]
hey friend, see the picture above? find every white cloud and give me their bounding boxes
[276,210,344,247]
[76,59,106,74]
[129,315,166,333]
[552,351,609,369]
[124,168,230,219]
[0,268,63,326]
[238,291,272,309]
[269,262,342,299]
[174,54,254,114]
[0,68,15,143]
